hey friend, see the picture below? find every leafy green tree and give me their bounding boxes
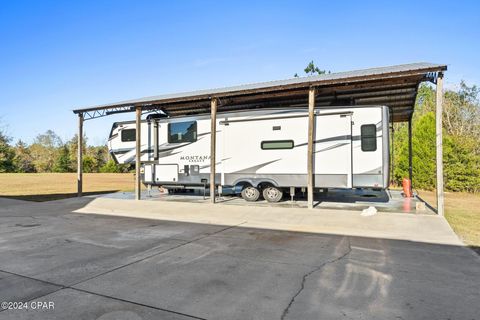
[30,130,62,172]
[13,140,35,173]
[100,159,121,173]
[82,155,97,173]
[443,81,480,150]
[66,134,87,171]
[444,135,480,192]
[414,84,436,115]
[0,130,15,172]
[67,137,114,173]
[86,145,109,172]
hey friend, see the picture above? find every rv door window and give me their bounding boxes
[360,124,377,151]
[121,129,136,142]
[168,121,197,143]
[261,140,294,150]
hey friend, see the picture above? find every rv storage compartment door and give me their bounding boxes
[155,164,178,183]
[143,164,153,183]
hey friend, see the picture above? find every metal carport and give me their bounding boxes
[72,62,447,214]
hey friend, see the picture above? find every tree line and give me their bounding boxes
[0,130,130,173]
[392,81,480,192]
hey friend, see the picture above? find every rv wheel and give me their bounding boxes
[263,187,283,203]
[241,186,260,202]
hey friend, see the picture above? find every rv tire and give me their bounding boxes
[241,186,261,202]
[262,186,283,203]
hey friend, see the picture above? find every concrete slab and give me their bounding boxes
[76,197,462,246]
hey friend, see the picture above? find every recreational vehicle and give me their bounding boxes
[108,106,389,202]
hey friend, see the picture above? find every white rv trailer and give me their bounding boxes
[108,106,389,202]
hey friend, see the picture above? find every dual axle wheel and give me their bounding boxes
[240,186,283,203]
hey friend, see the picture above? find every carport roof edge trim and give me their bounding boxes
[72,62,447,114]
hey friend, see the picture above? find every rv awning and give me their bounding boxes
[73,62,447,122]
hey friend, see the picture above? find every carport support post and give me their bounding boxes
[307,87,315,209]
[77,113,83,197]
[210,98,218,203]
[135,106,142,200]
[408,115,413,193]
[436,73,444,216]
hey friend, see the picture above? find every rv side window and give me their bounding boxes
[261,140,294,150]
[168,121,197,143]
[361,124,377,152]
[121,129,136,142]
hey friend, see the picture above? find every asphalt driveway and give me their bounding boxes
[0,197,479,320]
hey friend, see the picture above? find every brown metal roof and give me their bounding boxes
[73,62,447,122]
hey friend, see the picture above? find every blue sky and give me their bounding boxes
[1,0,479,145]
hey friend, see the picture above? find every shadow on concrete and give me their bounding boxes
[313,188,390,203]
[97,188,432,214]
[470,246,480,255]
[162,187,390,203]
[0,190,121,202]
[415,194,438,214]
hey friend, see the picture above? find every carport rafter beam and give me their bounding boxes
[82,106,135,120]
[79,105,166,121]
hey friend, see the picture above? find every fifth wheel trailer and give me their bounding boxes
[108,106,390,202]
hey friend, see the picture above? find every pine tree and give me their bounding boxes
[304,61,330,76]
[53,145,72,172]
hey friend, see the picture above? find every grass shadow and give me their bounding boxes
[0,190,121,202]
